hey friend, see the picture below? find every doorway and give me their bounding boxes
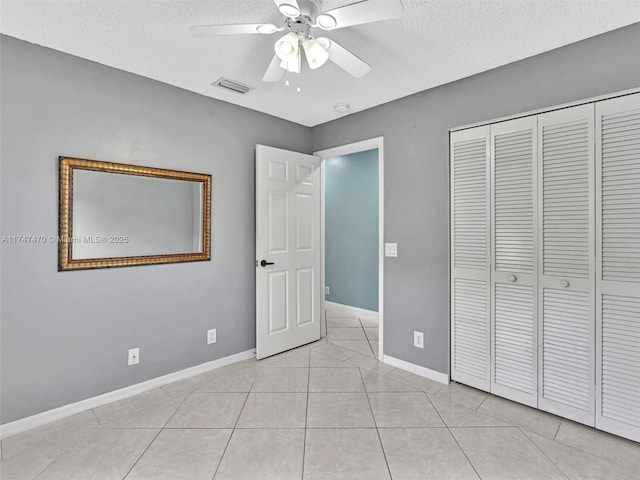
[315,137,384,359]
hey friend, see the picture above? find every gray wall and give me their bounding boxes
[3,22,640,424]
[325,149,379,311]
[0,35,311,423]
[312,23,640,374]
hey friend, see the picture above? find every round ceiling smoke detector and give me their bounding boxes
[279,3,301,18]
[334,104,350,114]
[316,14,337,30]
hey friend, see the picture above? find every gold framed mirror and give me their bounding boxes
[59,156,211,271]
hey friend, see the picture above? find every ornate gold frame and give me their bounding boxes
[59,156,211,271]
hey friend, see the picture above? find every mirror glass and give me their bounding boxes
[59,157,211,270]
[72,170,203,259]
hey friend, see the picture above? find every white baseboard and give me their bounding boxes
[0,349,255,440]
[325,301,379,324]
[383,355,450,385]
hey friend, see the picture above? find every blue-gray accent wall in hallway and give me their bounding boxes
[325,149,379,312]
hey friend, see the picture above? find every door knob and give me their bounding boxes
[510,275,517,283]
[561,280,570,288]
[260,260,275,267]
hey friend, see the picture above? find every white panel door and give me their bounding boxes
[595,93,640,442]
[490,117,538,407]
[256,145,321,359]
[537,104,595,425]
[450,126,491,391]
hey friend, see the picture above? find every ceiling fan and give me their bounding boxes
[190,0,404,83]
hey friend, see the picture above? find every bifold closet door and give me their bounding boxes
[595,92,640,442]
[537,104,595,425]
[490,117,538,407]
[450,126,491,391]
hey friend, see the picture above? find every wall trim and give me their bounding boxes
[383,354,450,385]
[0,349,255,440]
[324,301,379,324]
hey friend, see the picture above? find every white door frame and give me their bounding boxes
[314,137,384,359]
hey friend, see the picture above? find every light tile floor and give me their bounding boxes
[2,316,639,479]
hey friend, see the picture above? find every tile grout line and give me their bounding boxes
[301,349,311,480]
[162,388,197,428]
[30,426,97,480]
[550,428,639,470]
[120,428,163,480]
[517,426,572,480]
[89,407,101,425]
[444,428,483,480]
[358,319,378,359]
[431,389,515,428]
[553,419,563,440]
[33,385,202,480]
[208,384,254,480]
[426,392,483,480]
[358,367,394,480]
[121,388,203,480]
[474,395,489,412]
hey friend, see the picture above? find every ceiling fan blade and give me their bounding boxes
[263,55,285,82]
[190,23,276,37]
[273,0,301,18]
[317,38,371,78]
[318,0,403,30]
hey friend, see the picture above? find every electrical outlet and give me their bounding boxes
[325,286,330,295]
[413,331,424,349]
[128,348,140,365]
[207,328,217,345]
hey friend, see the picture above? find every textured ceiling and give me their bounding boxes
[2,0,640,126]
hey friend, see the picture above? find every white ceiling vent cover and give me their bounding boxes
[212,77,254,95]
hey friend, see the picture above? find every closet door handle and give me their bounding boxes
[260,259,275,267]
[509,275,517,283]
[561,280,570,288]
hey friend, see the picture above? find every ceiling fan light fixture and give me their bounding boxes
[275,32,301,73]
[275,32,299,60]
[303,39,329,69]
[256,24,277,34]
[278,3,301,18]
[316,13,337,30]
[279,41,293,56]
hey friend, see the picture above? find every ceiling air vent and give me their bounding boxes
[212,77,254,95]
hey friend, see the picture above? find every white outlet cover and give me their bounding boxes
[207,328,217,345]
[128,347,139,365]
[385,243,398,257]
[325,286,330,295]
[413,331,424,349]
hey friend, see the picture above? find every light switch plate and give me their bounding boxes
[207,328,217,345]
[385,243,398,257]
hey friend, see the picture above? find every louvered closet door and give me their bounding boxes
[490,117,538,407]
[537,105,595,425]
[595,92,640,442]
[451,126,491,391]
